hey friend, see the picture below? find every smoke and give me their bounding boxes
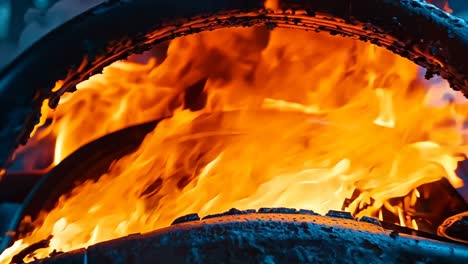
[0,0,103,69]
[0,0,11,39]
[19,0,102,50]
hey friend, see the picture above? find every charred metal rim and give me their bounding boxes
[25,209,468,264]
[0,0,467,169]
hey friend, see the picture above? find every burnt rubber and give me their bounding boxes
[24,208,468,264]
[0,0,467,168]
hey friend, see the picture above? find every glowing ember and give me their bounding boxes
[2,26,467,263]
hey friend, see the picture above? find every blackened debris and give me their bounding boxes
[258,207,297,214]
[298,209,320,216]
[171,213,200,225]
[359,216,382,226]
[390,230,399,239]
[202,208,257,220]
[11,235,53,264]
[326,210,354,220]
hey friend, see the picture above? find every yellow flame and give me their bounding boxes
[2,26,467,263]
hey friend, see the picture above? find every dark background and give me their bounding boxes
[0,0,467,69]
[0,0,102,68]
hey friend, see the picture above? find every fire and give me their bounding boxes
[2,26,468,263]
[426,0,453,13]
[20,58,177,168]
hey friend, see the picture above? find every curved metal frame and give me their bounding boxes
[26,209,468,264]
[0,0,467,168]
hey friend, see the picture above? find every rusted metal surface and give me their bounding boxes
[0,0,466,169]
[25,209,468,264]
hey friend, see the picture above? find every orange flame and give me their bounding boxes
[426,0,453,13]
[2,26,468,263]
[265,0,279,10]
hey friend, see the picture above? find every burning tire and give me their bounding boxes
[1,1,468,263]
[0,0,467,168]
[24,209,468,264]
